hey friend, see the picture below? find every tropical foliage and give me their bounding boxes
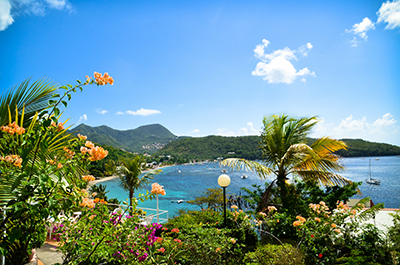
[116,156,161,210]
[0,77,58,127]
[221,114,351,209]
[0,73,112,264]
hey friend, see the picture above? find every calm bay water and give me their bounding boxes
[102,156,400,216]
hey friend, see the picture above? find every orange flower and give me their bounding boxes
[80,197,95,208]
[92,72,114,85]
[88,146,108,161]
[80,146,88,154]
[82,175,95,182]
[331,223,337,228]
[293,220,303,227]
[315,217,321,222]
[85,141,95,149]
[57,122,64,132]
[57,163,63,169]
[78,133,87,140]
[151,182,166,196]
[1,122,25,135]
[157,247,165,253]
[2,155,23,167]
[156,237,163,243]
[296,215,306,223]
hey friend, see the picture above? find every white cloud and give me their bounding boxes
[0,0,13,31]
[215,128,236,137]
[186,129,201,136]
[239,122,260,136]
[346,17,375,40]
[116,111,124,115]
[96,109,108,114]
[0,0,72,31]
[298,42,313,56]
[310,114,398,143]
[377,0,400,29]
[78,114,87,123]
[252,39,315,84]
[45,0,70,10]
[125,108,161,116]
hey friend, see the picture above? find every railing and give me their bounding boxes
[107,203,169,224]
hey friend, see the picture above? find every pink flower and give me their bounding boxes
[157,247,165,253]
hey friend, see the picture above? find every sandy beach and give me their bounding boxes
[89,164,176,185]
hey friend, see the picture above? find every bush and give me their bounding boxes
[244,243,305,265]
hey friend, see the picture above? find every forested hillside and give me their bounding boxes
[69,124,400,162]
[155,135,262,160]
[156,136,400,161]
[334,138,400,157]
[69,123,178,154]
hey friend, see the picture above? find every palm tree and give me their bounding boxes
[89,184,109,200]
[116,156,160,210]
[0,78,58,127]
[221,114,350,210]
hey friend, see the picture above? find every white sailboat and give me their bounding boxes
[365,159,380,185]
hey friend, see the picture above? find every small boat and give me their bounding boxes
[221,169,228,173]
[241,175,248,179]
[365,159,380,185]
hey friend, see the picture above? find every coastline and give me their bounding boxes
[89,164,177,185]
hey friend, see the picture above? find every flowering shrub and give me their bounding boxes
[151,182,166,196]
[0,73,112,264]
[243,243,305,265]
[54,197,161,264]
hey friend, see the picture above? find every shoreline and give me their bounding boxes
[89,164,177,185]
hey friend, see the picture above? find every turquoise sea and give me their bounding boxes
[102,156,400,217]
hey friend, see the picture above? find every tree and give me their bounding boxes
[89,184,109,200]
[188,188,224,211]
[221,114,351,210]
[0,73,112,264]
[116,156,160,210]
[0,78,57,127]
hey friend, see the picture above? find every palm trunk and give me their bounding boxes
[277,170,289,210]
[129,190,133,215]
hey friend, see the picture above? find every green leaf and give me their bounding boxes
[51,94,60,98]
[54,108,60,116]
[67,93,72,101]
[61,100,67,108]
[11,172,27,191]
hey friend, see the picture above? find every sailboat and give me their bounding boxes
[365,159,380,185]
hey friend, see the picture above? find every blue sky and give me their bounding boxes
[1,0,399,146]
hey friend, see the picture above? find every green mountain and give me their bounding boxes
[69,123,179,154]
[155,136,400,160]
[69,124,400,159]
[155,135,262,160]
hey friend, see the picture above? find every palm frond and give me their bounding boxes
[220,158,274,179]
[295,170,351,186]
[0,78,58,126]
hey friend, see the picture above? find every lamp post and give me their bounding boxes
[218,174,231,227]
